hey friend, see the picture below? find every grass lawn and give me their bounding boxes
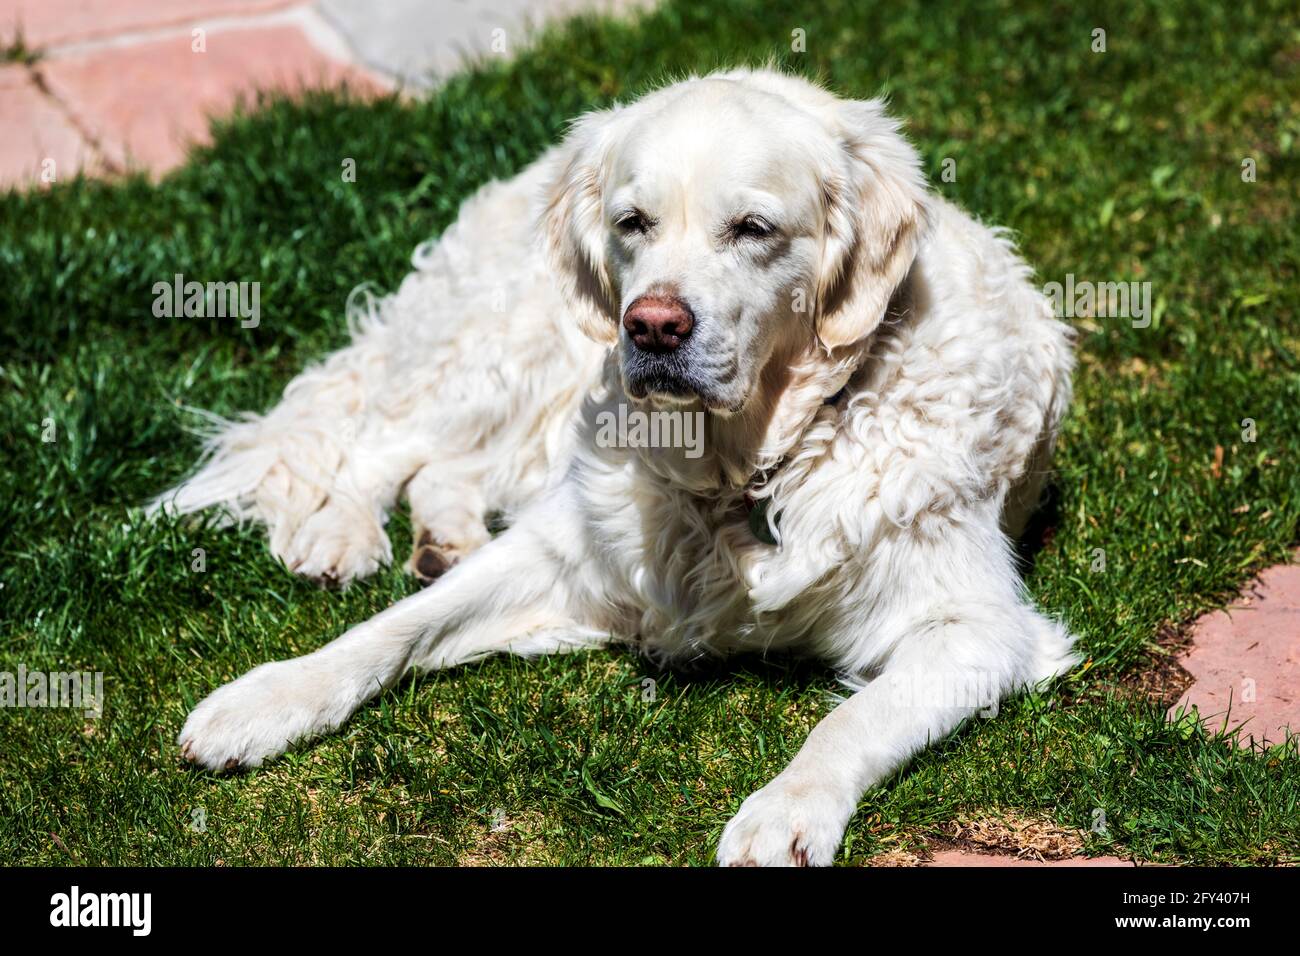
[2,0,1299,866]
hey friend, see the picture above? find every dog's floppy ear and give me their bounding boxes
[542,108,624,345]
[815,98,931,350]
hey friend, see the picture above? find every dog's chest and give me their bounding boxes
[613,486,823,660]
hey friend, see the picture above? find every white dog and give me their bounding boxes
[160,69,1078,866]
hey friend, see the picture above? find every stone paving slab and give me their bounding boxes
[38,22,380,174]
[317,0,649,86]
[0,0,299,49]
[1171,554,1300,747]
[0,64,101,188]
[1,0,649,186]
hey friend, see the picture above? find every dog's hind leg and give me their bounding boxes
[151,346,381,562]
[151,324,430,586]
[403,464,492,585]
[177,487,610,771]
[278,466,395,587]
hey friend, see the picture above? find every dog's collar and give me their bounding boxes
[745,496,778,545]
[823,382,849,408]
[743,383,848,545]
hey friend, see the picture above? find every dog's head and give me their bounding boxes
[543,69,930,415]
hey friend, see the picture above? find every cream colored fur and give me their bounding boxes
[163,69,1078,866]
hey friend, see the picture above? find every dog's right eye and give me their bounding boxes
[615,210,651,235]
[730,215,776,241]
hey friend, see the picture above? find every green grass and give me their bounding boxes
[0,30,40,66]
[2,0,1299,865]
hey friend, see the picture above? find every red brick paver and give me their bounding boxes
[0,0,299,49]
[0,64,100,188]
[1172,555,1300,747]
[39,23,379,174]
[0,1,384,185]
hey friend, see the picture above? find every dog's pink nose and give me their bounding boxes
[622,295,695,353]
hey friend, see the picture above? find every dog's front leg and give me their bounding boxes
[716,598,1075,866]
[178,487,608,771]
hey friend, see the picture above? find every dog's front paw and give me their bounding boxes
[178,658,335,771]
[716,775,854,867]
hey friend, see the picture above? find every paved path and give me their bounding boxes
[0,0,645,186]
[1171,552,1300,748]
[318,0,645,87]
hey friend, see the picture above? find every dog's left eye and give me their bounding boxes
[615,210,652,235]
[730,215,775,241]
